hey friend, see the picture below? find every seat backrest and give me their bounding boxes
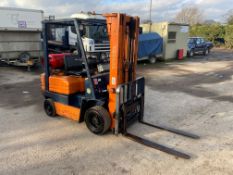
[64,55,83,72]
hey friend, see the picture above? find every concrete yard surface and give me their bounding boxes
[1,48,233,175]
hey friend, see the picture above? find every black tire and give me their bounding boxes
[84,106,111,135]
[188,50,194,57]
[149,56,156,64]
[203,48,209,56]
[18,52,31,63]
[44,99,56,117]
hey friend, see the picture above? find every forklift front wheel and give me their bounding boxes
[84,106,111,135]
[44,99,56,117]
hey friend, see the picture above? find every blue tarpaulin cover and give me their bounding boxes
[138,32,163,58]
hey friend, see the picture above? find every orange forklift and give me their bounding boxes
[41,13,199,159]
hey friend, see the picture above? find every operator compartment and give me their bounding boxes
[41,54,85,95]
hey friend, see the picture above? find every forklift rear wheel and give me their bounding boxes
[85,106,111,135]
[44,99,56,117]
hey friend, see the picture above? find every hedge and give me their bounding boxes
[225,25,233,49]
[190,24,233,48]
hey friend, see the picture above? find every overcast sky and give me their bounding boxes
[0,0,232,22]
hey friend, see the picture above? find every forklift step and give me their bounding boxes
[124,132,191,159]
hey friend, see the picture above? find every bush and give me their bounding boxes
[190,24,225,45]
[225,25,233,49]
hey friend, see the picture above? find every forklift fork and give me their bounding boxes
[115,77,199,159]
[139,121,200,139]
[123,120,199,159]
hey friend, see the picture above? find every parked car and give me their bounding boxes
[187,37,213,57]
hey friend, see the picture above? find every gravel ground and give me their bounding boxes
[1,48,233,175]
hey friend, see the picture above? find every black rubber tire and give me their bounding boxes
[203,48,209,56]
[149,56,156,64]
[18,52,31,63]
[188,50,194,57]
[84,106,111,135]
[44,99,56,117]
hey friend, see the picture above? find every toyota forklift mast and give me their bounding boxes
[104,13,139,129]
[104,13,199,159]
[41,13,199,160]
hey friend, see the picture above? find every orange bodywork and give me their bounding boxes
[54,102,81,121]
[41,73,82,121]
[104,13,140,128]
[41,73,85,95]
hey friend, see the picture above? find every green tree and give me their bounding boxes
[190,24,225,46]
[225,25,233,48]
